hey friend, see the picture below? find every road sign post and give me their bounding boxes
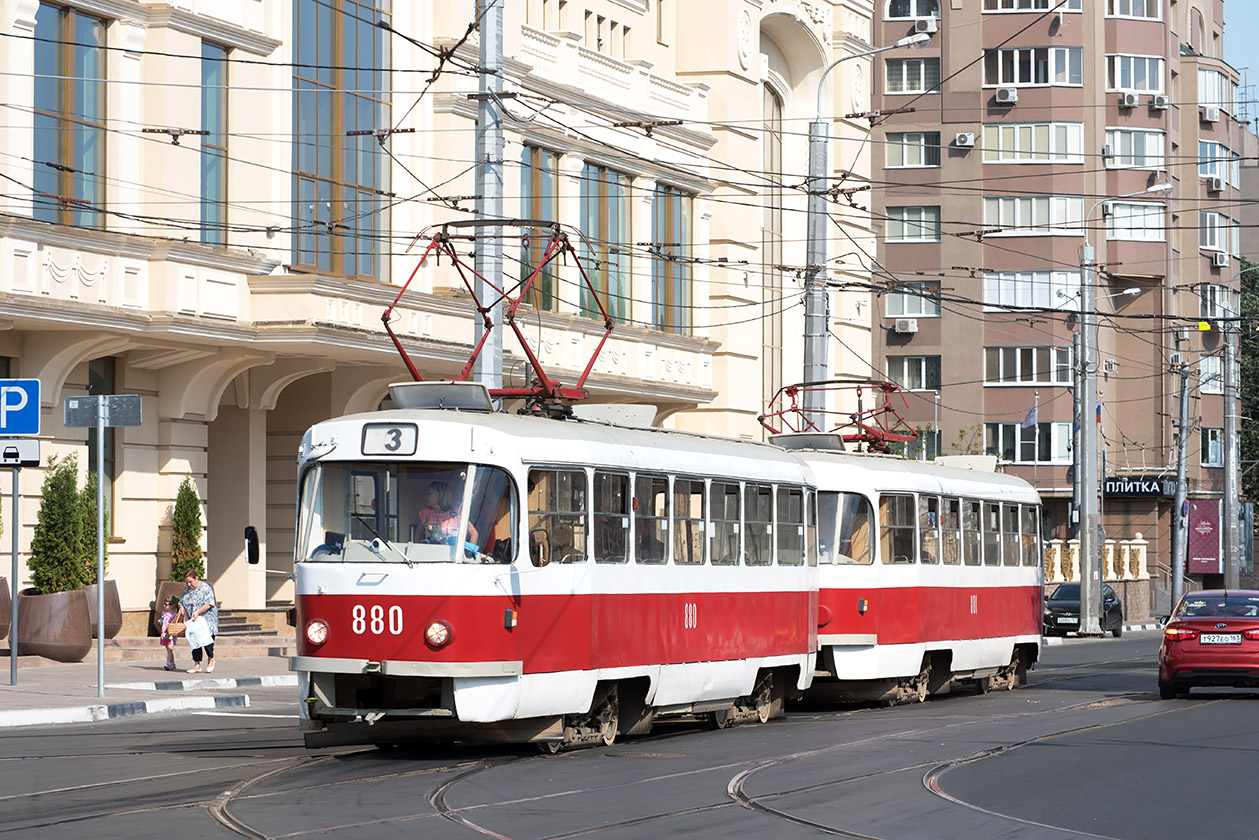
[0,378,41,687]
[64,395,142,697]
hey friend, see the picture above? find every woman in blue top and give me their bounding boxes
[178,570,218,673]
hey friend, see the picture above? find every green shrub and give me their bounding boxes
[169,475,204,581]
[79,471,109,583]
[29,454,87,594]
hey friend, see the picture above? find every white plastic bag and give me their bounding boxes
[186,615,212,649]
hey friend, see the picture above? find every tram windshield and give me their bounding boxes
[297,461,518,564]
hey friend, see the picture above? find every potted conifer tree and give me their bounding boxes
[19,454,92,662]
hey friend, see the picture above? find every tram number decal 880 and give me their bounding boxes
[683,602,698,629]
[351,604,404,635]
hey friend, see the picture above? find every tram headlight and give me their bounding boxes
[305,619,329,646]
[425,619,452,648]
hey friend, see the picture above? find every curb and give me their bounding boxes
[1043,623,1160,644]
[0,693,250,729]
[107,675,297,692]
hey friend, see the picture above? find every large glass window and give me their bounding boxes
[886,132,941,168]
[919,495,940,564]
[293,0,390,279]
[982,502,1001,566]
[1199,212,1231,251]
[673,479,705,565]
[33,3,106,228]
[886,58,941,94]
[886,281,941,317]
[982,123,1083,163]
[941,498,961,565]
[962,500,981,566]
[1198,68,1237,113]
[985,0,1081,9]
[652,184,692,334]
[880,494,917,564]
[1002,504,1020,566]
[984,195,1083,236]
[887,206,941,241]
[593,472,629,563]
[520,145,560,311]
[1021,505,1040,567]
[201,42,228,246]
[984,270,1081,311]
[818,492,874,565]
[1107,202,1164,242]
[711,482,741,566]
[887,355,941,391]
[1107,0,1160,18]
[983,47,1082,86]
[634,474,669,564]
[744,484,774,566]
[1200,354,1223,395]
[985,346,1072,385]
[888,0,939,17]
[1106,54,1164,93]
[1199,141,1240,187]
[763,85,785,415]
[1200,284,1229,320]
[1105,129,1164,169]
[580,163,632,324]
[986,421,1072,463]
[527,468,587,565]
[1201,427,1223,467]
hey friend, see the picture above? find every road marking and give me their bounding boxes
[193,712,298,719]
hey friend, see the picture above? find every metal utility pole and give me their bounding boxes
[803,33,931,431]
[1171,362,1191,611]
[1077,240,1102,636]
[1223,291,1240,588]
[473,0,504,391]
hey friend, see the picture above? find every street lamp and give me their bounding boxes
[1076,182,1172,636]
[803,31,932,430]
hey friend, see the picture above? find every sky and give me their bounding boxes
[1224,1,1259,93]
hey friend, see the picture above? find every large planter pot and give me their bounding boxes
[84,580,123,640]
[152,580,185,634]
[16,588,92,662]
[0,577,9,640]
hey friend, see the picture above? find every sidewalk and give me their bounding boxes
[0,654,297,729]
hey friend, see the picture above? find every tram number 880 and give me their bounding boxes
[351,604,404,635]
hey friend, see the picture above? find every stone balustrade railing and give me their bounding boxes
[1043,533,1149,583]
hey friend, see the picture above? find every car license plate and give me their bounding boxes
[1058,616,1078,625]
[1201,633,1242,645]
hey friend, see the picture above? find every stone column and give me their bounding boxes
[207,405,268,609]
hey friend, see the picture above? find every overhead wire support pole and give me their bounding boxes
[1223,288,1241,588]
[1171,362,1191,612]
[803,32,930,431]
[473,0,504,395]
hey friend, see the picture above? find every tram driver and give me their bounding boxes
[418,479,479,548]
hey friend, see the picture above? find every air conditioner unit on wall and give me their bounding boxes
[894,318,919,334]
[1201,105,1221,123]
[995,87,1018,105]
[1102,144,1115,167]
[955,132,976,147]
[1212,252,1230,268]
[915,17,938,34]
[1206,175,1225,192]
[1150,94,1170,110]
[1118,92,1139,108]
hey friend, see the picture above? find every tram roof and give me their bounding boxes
[311,408,812,483]
[795,448,1040,502]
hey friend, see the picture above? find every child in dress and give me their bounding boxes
[159,595,180,671]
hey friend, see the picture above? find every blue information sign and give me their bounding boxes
[0,379,40,437]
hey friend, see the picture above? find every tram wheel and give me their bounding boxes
[752,674,774,723]
[597,692,619,747]
[537,739,565,755]
[974,676,992,695]
[912,665,930,703]
[707,708,731,730]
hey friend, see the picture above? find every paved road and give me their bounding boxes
[3,631,1252,839]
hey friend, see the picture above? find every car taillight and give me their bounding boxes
[1164,626,1199,642]
[1243,629,1259,641]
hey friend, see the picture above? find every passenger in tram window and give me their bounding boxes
[418,479,479,547]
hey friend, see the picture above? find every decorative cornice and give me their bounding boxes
[144,4,281,56]
[0,213,282,274]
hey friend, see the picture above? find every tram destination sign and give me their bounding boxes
[1103,475,1175,499]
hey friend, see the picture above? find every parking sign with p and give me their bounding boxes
[0,379,41,437]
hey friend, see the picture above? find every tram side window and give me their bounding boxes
[819,492,874,565]
[880,493,917,564]
[527,469,587,566]
[941,497,961,565]
[711,482,741,566]
[806,490,818,567]
[744,484,774,566]
[777,487,805,566]
[467,465,518,563]
[919,495,940,565]
[634,474,669,565]
[962,500,982,566]
[1021,504,1041,567]
[674,479,706,565]
[593,471,630,564]
[1002,503,1021,567]
[982,501,1001,566]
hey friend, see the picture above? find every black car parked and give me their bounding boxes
[1043,582,1124,637]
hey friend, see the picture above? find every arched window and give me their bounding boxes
[1190,7,1203,53]
[762,83,784,417]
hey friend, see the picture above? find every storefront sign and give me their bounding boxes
[1102,475,1175,499]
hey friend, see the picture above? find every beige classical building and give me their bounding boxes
[0,0,877,619]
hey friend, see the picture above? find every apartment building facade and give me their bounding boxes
[869,0,1244,584]
[0,0,877,616]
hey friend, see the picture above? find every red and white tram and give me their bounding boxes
[789,438,1043,703]
[292,383,818,748]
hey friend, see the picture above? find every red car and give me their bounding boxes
[1158,590,1259,699]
